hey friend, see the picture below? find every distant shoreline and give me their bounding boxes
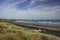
[15,21,60,30]
[8,20,60,31]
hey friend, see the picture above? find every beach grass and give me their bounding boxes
[0,21,60,40]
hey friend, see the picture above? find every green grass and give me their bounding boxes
[0,21,60,40]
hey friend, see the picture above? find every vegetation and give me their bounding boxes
[0,21,60,40]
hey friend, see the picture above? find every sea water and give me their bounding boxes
[15,20,60,26]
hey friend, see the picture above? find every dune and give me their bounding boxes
[0,21,60,40]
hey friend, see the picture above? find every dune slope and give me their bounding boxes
[0,21,60,40]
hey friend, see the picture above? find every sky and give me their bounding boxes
[0,0,60,20]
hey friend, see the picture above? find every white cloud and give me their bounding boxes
[0,0,60,20]
[33,0,45,1]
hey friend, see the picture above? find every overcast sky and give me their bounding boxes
[0,0,60,20]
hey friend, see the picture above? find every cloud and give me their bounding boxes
[29,0,60,9]
[33,0,45,1]
[16,0,31,10]
[0,0,60,19]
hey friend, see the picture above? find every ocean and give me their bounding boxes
[15,20,60,26]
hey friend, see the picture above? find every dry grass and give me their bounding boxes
[0,21,60,40]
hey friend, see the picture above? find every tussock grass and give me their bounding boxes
[0,21,60,40]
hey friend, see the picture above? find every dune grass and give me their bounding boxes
[0,21,60,40]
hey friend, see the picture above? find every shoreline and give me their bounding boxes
[13,21,60,31]
[8,21,60,37]
[0,20,60,37]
